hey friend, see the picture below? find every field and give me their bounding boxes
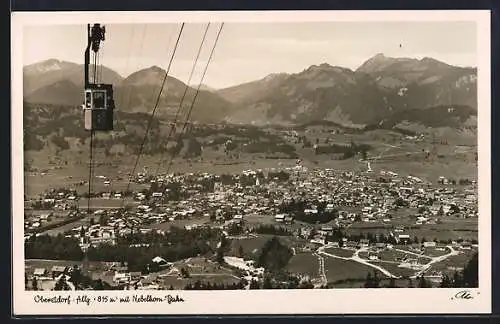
[346,217,478,243]
[423,247,452,257]
[323,247,354,258]
[371,262,419,278]
[148,257,241,289]
[229,234,307,258]
[429,249,478,275]
[323,256,385,284]
[40,215,94,236]
[147,217,211,232]
[285,252,319,278]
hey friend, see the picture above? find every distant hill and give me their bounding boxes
[23,59,124,96]
[223,64,392,126]
[23,61,234,123]
[217,73,289,104]
[356,53,477,110]
[23,55,477,129]
[220,55,477,127]
[195,84,218,92]
[25,80,82,106]
[114,66,233,122]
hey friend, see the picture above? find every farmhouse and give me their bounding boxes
[423,241,436,248]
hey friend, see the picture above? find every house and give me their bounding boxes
[113,272,131,284]
[398,234,410,244]
[358,239,370,248]
[152,256,172,268]
[130,272,142,281]
[51,266,67,277]
[368,253,379,261]
[113,266,129,274]
[345,241,358,249]
[461,242,472,250]
[310,237,325,245]
[275,214,286,222]
[33,268,47,277]
[423,241,436,248]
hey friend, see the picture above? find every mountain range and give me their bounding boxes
[23,54,477,128]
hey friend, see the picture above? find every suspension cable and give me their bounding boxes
[153,23,211,177]
[119,23,185,210]
[163,23,224,176]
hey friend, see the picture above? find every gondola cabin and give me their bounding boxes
[83,83,115,131]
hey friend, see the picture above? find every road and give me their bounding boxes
[409,246,460,278]
[317,244,398,278]
[313,253,327,287]
[317,243,461,281]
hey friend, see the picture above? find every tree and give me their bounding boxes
[256,237,293,272]
[263,276,273,289]
[54,276,69,291]
[93,279,105,290]
[70,265,81,288]
[180,267,190,278]
[216,249,224,264]
[32,277,38,291]
[417,275,430,288]
[249,280,260,289]
[387,277,397,288]
[462,253,478,287]
[437,206,444,216]
[238,246,244,258]
[452,271,463,288]
[364,271,380,288]
[440,274,452,288]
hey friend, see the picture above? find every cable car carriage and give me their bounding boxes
[82,23,115,131]
[83,84,115,131]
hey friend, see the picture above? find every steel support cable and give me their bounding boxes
[86,50,99,218]
[163,23,224,176]
[119,23,185,211]
[153,23,211,177]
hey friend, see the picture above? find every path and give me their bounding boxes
[313,252,327,287]
[317,244,461,280]
[410,246,459,278]
[317,244,398,278]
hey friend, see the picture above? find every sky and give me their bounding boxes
[23,21,477,89]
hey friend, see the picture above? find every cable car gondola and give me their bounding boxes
[83,23,115,131]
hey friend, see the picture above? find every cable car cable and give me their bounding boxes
[163,23,224,176]
[153,23,211,177]
[114,24,177,207]
[119,23,185,211]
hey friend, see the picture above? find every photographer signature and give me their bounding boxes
[452,290,475,300]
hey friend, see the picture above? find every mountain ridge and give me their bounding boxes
[23,54,477,128]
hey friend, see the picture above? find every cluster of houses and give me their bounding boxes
[25,164,477,289]
[26,166,477,247]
